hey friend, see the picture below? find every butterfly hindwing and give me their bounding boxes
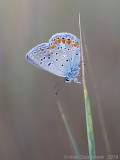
[49,33,80,73]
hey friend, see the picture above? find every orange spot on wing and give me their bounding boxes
[39,52,41,54]
[67,40,71,44]
[62,39,66,43]
[51,45,54,49]
[74,43,78,47]
[43,50,46,53]
[72,43,78,47]
[51,51,53,54]
[58,39,61,43]
[54,40,57,44]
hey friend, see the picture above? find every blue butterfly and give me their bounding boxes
[26,33,82,84]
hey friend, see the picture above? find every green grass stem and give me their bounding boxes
[82,31,111,154]
[79,13,96,160]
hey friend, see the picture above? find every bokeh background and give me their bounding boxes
[0,0,120,160]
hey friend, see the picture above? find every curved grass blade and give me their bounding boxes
[79,13,96,160]
[57,101,81,160]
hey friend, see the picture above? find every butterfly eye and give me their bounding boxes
[65,77,69,82]
[62,37,65,39]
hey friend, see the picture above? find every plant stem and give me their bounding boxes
[79,13,96,160]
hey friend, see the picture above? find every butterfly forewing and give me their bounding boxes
[26,43,65,77]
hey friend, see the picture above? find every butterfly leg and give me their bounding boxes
[78,74,84,78]
[54,78,64,96]
[74,78,83,84]
[79,61,87,67]
[53,78,64,89]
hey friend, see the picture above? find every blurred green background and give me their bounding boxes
[0,0,120,160]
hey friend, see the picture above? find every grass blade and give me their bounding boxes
[79,13,96,159]
[57,101,81,160]
[82,31,111,154]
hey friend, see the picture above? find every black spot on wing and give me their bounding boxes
[48,63,51,66]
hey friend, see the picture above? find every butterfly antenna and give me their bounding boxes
[53,80,60,89]
[54,78,64,96]
[78,74,83,77]
[53,78,64,89]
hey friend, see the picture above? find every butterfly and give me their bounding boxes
[26,33,82,84]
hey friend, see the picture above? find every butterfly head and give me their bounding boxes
[64,77,72,83]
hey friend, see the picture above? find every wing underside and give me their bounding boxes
[26,33,80,77]
[26,43,65,77]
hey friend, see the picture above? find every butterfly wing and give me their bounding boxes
[26,43,65,77]
[49,33,80,74]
